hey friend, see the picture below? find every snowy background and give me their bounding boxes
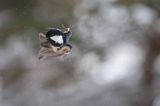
[1,0,160,106]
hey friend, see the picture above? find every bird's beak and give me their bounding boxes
[62,24,70,33]
[64,28,70,33]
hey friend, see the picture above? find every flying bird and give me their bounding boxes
[38,25,72,61]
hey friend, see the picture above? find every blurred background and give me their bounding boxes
[0,0,160,106]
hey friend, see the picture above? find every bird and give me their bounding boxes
[46,25,72,49]
[37,25,72,61]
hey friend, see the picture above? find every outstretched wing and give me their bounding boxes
[39,33,50,47]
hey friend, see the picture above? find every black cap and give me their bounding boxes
[46,29,64,38]
[46,29,64,47]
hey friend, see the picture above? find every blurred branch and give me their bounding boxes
[141,31,160,106]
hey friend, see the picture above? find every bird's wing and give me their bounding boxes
[39,33,49,47]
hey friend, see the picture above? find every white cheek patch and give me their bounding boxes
[50,35,63,44]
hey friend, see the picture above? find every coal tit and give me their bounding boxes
[38,26,72,61]
[46,26,72,49]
